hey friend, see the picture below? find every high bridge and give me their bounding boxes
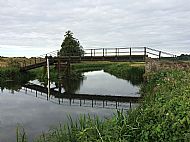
[19,47,176,71]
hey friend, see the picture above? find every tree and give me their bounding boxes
[60,30,84,56]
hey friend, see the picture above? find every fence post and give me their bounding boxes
[47,56,50,99]
[159,51,161,59]
[103,48,104,57]
[144,47,147,61]
[91,49,92,58]
[94,49,95,56]
[35,57,36,64]
[130,48,132,61]
[115,48,117,56]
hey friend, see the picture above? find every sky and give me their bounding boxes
[0,0,190,57]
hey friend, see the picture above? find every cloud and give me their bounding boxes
[0,0,189,57]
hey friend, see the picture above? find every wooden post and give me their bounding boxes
[144,47,147,61]
[91,49,92,57]
[58,52,61,81]
[130,48,132,61]
[94,49,95,56]
[103,48,104,57]
[115,48,117,56]
[35,57,36,64]
[159,51,161,59]
[47,56,50,99]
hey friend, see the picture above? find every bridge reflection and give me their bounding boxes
[22,83,141,110]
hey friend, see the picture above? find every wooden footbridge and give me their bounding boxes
[19,47,176,71]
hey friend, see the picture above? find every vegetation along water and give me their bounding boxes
[1,58,190,141]
[23,66,190,142]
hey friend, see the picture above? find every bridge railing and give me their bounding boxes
[83,47,145,57]
[83,47,176,60]
[146,47,176,59]
[20,50,59,68]
[19,47,177,68]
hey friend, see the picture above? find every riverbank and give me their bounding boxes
[16,64,190,141]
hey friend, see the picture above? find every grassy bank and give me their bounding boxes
[104,62,144,85]
[132,69,190,141]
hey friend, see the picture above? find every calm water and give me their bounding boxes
[0,70,141,142]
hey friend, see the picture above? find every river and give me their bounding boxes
[0,70,141,141]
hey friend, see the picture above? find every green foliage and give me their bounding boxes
[177,54,190,60]
[127,69,190,141]
[60,31,84,56]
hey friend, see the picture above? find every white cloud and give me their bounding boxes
[0,0,190,57]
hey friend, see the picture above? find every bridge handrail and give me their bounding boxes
[20,47,177,70]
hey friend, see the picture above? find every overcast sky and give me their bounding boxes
[0,0,190,57]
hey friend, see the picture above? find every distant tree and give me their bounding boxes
[60,30,84,56]
[177,54,190,60]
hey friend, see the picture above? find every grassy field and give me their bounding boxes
[0,57,45,68]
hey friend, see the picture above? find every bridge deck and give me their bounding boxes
[20,47,176,71]
[20,55,145,71]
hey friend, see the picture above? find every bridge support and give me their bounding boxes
[47,56,50,99]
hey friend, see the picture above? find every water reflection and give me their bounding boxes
[0,69,143,94]
[0,73,34,93]
[23,82,139,110]
[0,70,142,110]
[0,70,143,141]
